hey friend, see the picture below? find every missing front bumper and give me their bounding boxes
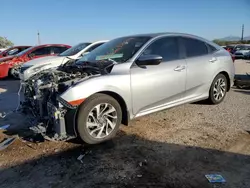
[25,101,77,141]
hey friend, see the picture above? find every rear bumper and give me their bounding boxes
[0,64,10,78]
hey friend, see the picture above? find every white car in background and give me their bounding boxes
[19,40,108,81]
[0,48,7,52]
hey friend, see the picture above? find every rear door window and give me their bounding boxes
[7,48,19,55]
[51,46,69,54]
[182,37,208,58]
[32,47,51,56]
[206,44,217,53]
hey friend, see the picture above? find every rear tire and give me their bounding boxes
[77,93,122,144]
[208,74,228,104]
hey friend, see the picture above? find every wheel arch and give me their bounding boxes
[218,71,231,91]
[96,91,129,126]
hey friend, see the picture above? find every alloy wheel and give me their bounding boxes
[213,78,226,101]
[86,103,117,139]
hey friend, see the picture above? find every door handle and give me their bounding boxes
[209,57,217,62]
[174,65,186,71]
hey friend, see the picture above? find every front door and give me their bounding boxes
[130,37,187,116]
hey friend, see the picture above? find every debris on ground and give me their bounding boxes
[76,149,92,163]
[0,124,10,130]
[29,124,46,134]
[23,133,45,143]
[138,159,147,167]
[205,174,226,183]
[20,139,36,150]
[77,154,85,163]
[234,73,250,89]
[0,137,16,151]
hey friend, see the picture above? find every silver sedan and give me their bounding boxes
[57,33,235,144]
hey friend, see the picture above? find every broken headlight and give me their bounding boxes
[56,96,76,109]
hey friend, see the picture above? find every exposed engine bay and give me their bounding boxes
[21,59,115,140]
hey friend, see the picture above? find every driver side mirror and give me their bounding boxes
[136,54,162,66]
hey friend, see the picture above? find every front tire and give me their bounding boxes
[8,68,20,79]
[208,74,228,104]
[77,93,122,144]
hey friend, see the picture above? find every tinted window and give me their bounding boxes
[206,44,217,53]
[59,43,90,56]
[142,37,180,61]
[7,48,19,55]
[86,43,104,52]
[52,46,68,54]
[182,38,208,58]
[32,47,51,56]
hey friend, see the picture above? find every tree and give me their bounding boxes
[0,36,14,48]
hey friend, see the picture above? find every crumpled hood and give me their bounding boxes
[21,56,72,81]
[0,55,15,62]
[24,56,64,67]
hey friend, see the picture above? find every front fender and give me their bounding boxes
[60,74,132,111]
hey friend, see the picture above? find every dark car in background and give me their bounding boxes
[233,44,250,59]
[0,46,31,58]
[0,44,71,78]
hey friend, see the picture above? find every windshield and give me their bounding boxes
[78,36,151,64]
[58,43,91,56]
[15,46,34,57]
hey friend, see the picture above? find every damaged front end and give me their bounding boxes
[21,60,112,141]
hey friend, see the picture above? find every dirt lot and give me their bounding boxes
[0,60,250,188]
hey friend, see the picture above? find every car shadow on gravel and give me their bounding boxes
[1,131,250,188]
[234,89,250,95]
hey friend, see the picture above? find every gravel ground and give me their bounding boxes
[0,59,250,188]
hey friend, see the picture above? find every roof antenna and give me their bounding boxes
[37,30,41,45]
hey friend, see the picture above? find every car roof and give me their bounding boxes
[121,32,220,48]
[123,32,205,38]
[35,44,71,47]
[11,45,32,48]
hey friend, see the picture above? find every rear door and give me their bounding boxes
[181,37,217,99]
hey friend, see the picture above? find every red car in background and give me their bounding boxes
[0,46,31,58]
[0,44,71,78]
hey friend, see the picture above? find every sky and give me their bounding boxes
[1,0,250,46]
